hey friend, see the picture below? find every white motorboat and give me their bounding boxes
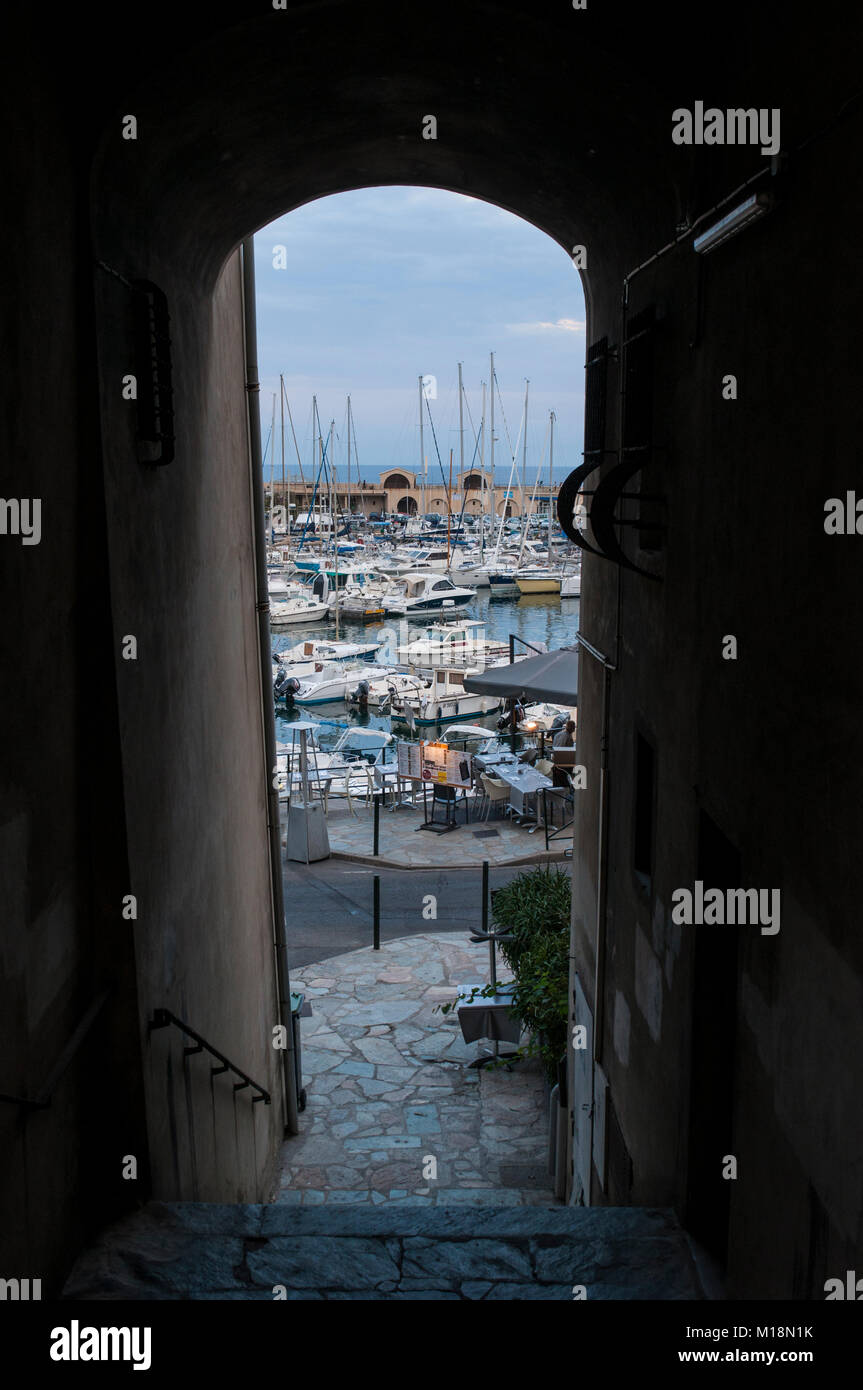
[270,594,332,626]
[386,571,474,619]
[396,620,509,669]
[347,670,431,712]
[273,659,345,700]
[280,637,384,665]
[391,666,500,726]
[291,663,399,706]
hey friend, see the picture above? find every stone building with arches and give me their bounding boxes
[378,465,560,519]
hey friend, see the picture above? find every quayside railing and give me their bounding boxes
[148,1008,270,1105]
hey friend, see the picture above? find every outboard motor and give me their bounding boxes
[282,676,301,701]
[349,679,370,710]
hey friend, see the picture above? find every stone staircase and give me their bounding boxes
[63,1201,706,1300]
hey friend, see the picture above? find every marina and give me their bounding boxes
[267,513,581,868]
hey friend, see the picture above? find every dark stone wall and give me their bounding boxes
[1,0,861,1296]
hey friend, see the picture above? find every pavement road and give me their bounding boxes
[282,855,551,969]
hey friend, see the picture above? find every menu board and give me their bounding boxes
[421,742,448,784]
[397,741,423,780]
[445,750,473,788]
[397,741,473,788]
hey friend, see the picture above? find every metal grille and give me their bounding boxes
[132,279,175,465]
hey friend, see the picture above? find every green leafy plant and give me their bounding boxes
[436,866,572,1081]
[492,865,571,973]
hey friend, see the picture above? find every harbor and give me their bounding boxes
[269,528,581,868]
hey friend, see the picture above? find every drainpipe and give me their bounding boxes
[568,632,615,1203]
[241,238,300,1137]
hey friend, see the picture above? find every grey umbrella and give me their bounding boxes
[463,646,579,705]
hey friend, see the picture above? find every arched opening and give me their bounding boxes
[385,472,411,490]
[396,495,417,514]
[9,0,849,1303]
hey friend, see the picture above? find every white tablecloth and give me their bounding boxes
[485,764,553,815]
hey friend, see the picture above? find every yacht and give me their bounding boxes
[390,666,501,726]
[396,620,509,669]
[269,592,333,626]
[347,670,431,712]
[386,571,474,619]
[279,637,384,665]
[291,663,399,706]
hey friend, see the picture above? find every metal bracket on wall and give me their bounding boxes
[557,457,666,581]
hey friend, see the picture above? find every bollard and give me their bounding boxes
[373,874,381,950]
[481,859,489,936]
[373,794,380,857]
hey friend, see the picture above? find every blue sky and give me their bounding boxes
[253,187,586,488]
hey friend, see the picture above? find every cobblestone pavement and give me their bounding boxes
[63,1203,705,1300]
[276,932,556,1207]
[304,798,571,868]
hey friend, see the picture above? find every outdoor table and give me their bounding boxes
[456,982,521,1045]
[373,764,416,811]
[486,764,553,823]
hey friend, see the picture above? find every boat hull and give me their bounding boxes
[394,695,501,725]
[515,576,561,594]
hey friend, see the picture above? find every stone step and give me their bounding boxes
[63,1201,705,1301]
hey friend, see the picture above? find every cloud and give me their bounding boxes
[505,318,586,335]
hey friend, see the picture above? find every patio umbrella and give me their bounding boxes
[463,645,579,705]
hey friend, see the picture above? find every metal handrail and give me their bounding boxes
[149,1009,270,1105]
[0,989,112,1109]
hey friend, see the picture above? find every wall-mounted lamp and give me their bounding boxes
[693,191,775,255]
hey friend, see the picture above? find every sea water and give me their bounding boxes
[273,589,579,751]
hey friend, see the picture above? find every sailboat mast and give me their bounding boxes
[480,379,486,563]
[458,361,465,517]
[311,393,318,536]
[418,375,426,525]
[548,409,554,565]
[347,395,352,522]
[521,378,529,523]
[447,450,453,562]
[280,373,286,537]
[489,351,495,531]
[330,418,339,638]
[269,391,276,533]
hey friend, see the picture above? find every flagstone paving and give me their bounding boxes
[304,799,571,868]
[276,932,556,1206]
